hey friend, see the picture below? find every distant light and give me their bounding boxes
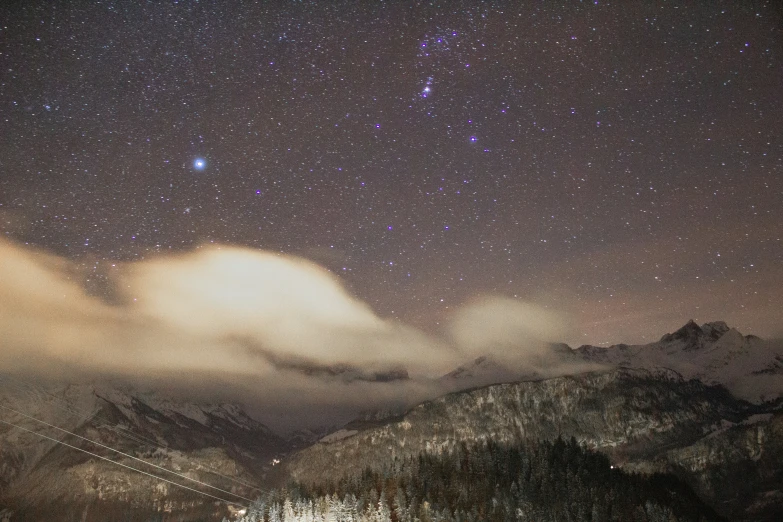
[193,158,206,170]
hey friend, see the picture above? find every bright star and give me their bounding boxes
[193,158,206,170]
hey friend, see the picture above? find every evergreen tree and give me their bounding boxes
[267,502,281,522]
[232,439,721,522]
[282,498,295,522]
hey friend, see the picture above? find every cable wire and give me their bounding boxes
[0,403,256,503]
[0,374,266,492]
[0,416,248,509]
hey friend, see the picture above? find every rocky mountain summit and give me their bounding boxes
[441,320,783,404]
[574,320,783,403]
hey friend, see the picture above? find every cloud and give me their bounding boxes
[444,296,600,380]
[0,239,572,429]
[124,247,453,372]
[448,297,567,358]
[0,239,123,371]
[0,241,457,376]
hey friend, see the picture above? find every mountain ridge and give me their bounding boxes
[439,320,783,404]
[573,320,783,403]
[2,320,782,520]
[285,366,782,520]
[0,377,285,520]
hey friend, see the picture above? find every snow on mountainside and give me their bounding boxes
[288,368,761,485]
[92,385,272,435]
[441,355,522,384]
[287,368,782,521]
[575,320,783,403]
[288,321,783,520]
[439,343,599,392]
[440,321,783,404]
[0,376,284,520]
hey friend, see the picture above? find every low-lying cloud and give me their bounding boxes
[0,239,573,429]
[126,247,458,373]
[449,297,567,360]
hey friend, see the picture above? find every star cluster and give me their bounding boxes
[1,1,781,345]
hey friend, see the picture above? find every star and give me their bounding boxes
[0,0,778,349]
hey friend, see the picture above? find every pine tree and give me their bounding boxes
[393,487,410,522]
[268,502,282,522]
[374,490,392,522]
[283,498,295,522]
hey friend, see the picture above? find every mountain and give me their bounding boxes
[440,321,783,405]
[285,368,783,521]
[240,437,724,521]
[441,355,522,384]
[574,320,783,403]
[439,342,595,392]
[3,321,782,520]
[0,376,285,521]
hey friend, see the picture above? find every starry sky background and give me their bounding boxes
[1,0,781,347]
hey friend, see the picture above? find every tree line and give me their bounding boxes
[230,437,721,522]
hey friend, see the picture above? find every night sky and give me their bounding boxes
[2,1,781,347]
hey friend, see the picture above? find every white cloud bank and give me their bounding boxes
[0,239,571,428]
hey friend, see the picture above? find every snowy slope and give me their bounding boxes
[438,320,782,407]
[287,368,781,520]
[439,342,598,392]
[574,320,783,403]
[0,375,284,518]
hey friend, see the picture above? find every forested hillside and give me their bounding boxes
[284,369,781,520]
[232,438,721,521]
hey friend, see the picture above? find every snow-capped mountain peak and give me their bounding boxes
[442,320,782,404]
[701,320,731,341]
[657,319,733,351]
[577,320,783,403]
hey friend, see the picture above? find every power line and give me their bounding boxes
[0,374,266,492]
[0,375,156,447]
[0,403,256,503]
[0,416,248,509]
